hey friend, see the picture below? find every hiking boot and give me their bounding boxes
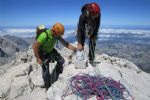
[43,82,51,90]
[89,60,96,67]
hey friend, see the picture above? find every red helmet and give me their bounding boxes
[88,3,100,16]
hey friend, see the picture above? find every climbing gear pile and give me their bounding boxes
[62,37,133,100]
[62,73,133,100]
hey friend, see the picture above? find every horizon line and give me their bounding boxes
[0,24,150,28]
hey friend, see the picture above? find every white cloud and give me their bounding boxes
[65,29,76,35]
[100,28,150,35]
[5,28,35,33]
[100,34,114,38]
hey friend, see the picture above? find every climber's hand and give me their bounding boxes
[77,43,84,51]
[37,58,42,65]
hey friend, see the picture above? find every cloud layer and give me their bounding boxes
[5,29,35,33]
[100,28,150,35]
[0,28,150,38]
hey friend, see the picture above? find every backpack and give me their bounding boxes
[36,27,51,44]
[36,28,47,39]
[36,27,59,48]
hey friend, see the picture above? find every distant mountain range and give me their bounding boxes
[0,35,34,65]
[0,29,150,73]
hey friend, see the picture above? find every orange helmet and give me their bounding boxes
[52,23,65,36]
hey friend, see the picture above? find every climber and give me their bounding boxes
[32,23,77,89]
[76,2,101,66]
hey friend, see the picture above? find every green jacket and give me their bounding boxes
[37,29,57,53]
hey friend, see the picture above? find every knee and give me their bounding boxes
[42,69,50,77]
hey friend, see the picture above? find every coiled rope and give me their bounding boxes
[62,73,132,100]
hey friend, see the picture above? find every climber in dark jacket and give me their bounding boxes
[77,2,101,65]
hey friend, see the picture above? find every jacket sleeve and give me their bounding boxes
[77,14,86,45]
[93,14,101,38]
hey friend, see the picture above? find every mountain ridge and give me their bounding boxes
[0,43,150,100]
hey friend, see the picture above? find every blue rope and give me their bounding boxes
[69,74,131,100]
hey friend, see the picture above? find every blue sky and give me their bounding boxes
[0,0,150,27]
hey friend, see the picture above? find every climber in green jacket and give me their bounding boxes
[33,23,77,89]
